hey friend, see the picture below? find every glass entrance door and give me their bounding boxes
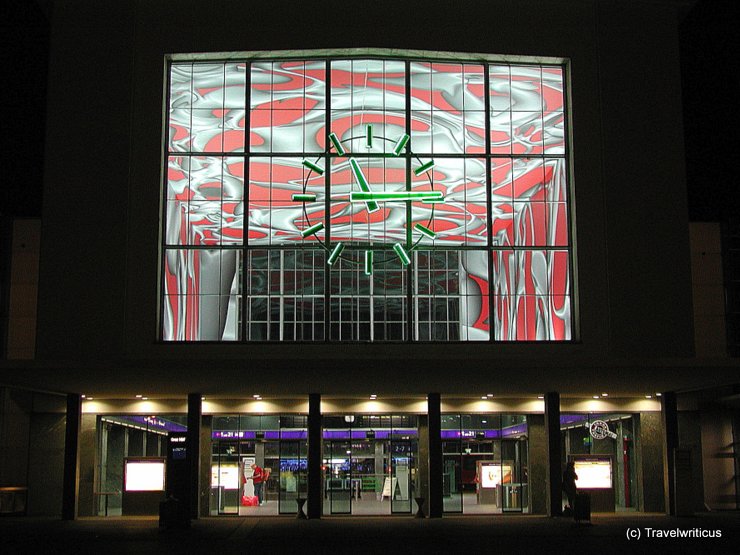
[500,438,525,513]
[390,439,415,513]
[278,439,307,514]
[324,440,352,514]
[212,440,240,515]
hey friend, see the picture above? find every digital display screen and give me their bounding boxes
[125,460,165,491]
[574,459,612,489]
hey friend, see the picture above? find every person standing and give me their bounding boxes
[248,463,265,506]
[561,460,578,513]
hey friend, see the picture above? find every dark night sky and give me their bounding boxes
[1,0,738,221]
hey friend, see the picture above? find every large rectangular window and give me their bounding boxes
[161,51,573,342]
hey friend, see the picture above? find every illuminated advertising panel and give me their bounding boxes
[211,463,240,490]
[574,458,612,489]
[479,463,513,488]
[125,460,165,492]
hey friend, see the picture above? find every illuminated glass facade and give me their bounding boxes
[162,55,573,342]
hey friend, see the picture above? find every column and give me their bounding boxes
[199,415,212,517]
[307,393,322,519]
[416,415,430,515]
[77,414,97,516]
[544,391,562,517]
[526,414,547,514]
[661,391,678,515]
[62,393,82,520]
[427,393,442,518]
[187,393,202,519]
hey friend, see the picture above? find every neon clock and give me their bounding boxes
[292,127,445,274]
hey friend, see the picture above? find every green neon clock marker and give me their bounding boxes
[329,133,345,155]
[292,193,317,202]
[302,160,324,175]
[393,243,411,266]
[328,242,345,265]
[414,160,435,176]
[301,222,324,238]
[414,223,437,239]
[392,133,410,156]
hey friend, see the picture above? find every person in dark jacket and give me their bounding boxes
[562,460,578,512]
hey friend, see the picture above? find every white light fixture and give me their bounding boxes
[142,397,148,401]
[81,394,86,399]
[135,394,143,398]
[656,392,662,397]
[481,396,488,400]
[253,394,261,399]
[537,395,544,399]
[645,395,652,399]
[370,394,377,399]
[592,395,600,399]
[486,394,493,398]
[87,397,94,401]
[601,393,608,397]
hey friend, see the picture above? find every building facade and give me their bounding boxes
[1,0,739,519]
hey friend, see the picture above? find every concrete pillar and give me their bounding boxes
[186,393,201,519]
[417,414,430,515]
[427,393,442,518]
[636,412,665,512]
[677,411,705,512]
[62,393,82,520]
[527,414,547,514]
[77,414,97,516]
[199,415,212,517]
[307,393,322,519]
[544,391,562,516]
[661,391,678,515]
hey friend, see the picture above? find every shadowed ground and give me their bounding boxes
[1,512,739,554]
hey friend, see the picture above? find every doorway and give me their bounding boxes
[322,414,419,515]
[210,415,308,516]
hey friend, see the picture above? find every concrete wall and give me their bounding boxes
[35,0,695,393]
[700,410,736,509]
[0,388,31,487]
[690,223,726,357]
[636,412,665,512]
[6,219,40,359]
[26,412,66,516]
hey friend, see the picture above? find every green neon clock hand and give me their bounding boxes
[350,191,444,202]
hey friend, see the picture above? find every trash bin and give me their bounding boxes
[573,493,591,523]
[159,496,190,529]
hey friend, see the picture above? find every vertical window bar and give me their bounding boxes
[241,62,252,343]
[159,60,175,340]
[325,59,332,341]
[405,60,414,342]
[484,63,495,343]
